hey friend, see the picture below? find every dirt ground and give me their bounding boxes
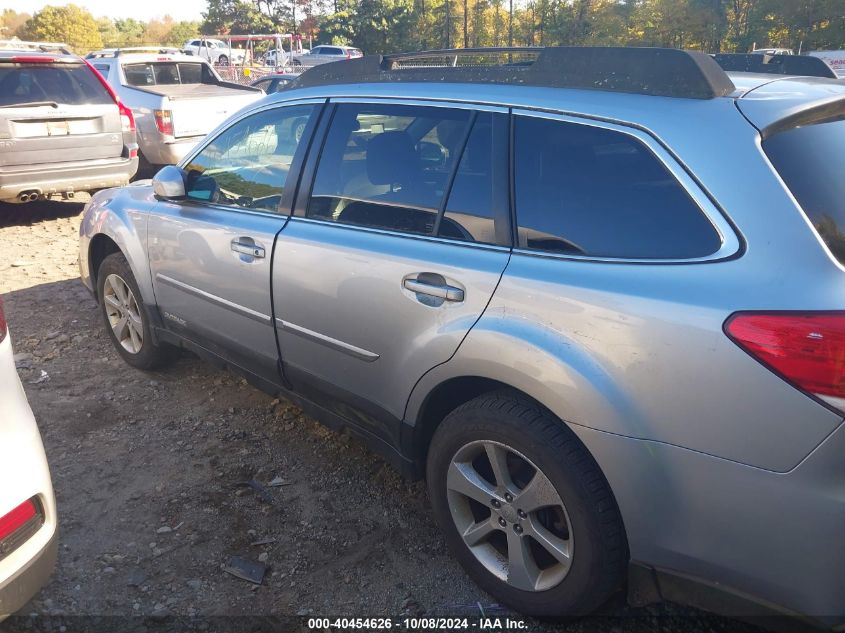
[0,197,764,633]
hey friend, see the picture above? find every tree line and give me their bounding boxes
[0,6,200,52]
[205,0,844,55]
[1,1,843,56]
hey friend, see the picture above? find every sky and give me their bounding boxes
[3,0,208,21]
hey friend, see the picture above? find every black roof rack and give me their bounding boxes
[294,46,736,100]
[713,53,837,79]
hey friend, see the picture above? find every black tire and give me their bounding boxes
[426,390,628,617]
[97,252,176,370]
[217,54,229,65]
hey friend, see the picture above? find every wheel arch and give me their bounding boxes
[88,233,122,301]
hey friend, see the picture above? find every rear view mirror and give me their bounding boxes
[152,165,187,200]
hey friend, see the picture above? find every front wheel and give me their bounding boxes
[98,253,176,370]
[426,391,628,617]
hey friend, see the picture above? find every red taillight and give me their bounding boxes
[0,296,6,344]
[725,312,845,409]
[154,109,174,137]
[0,499,36,541]
[84,59,135,134]
[118,101,135,133]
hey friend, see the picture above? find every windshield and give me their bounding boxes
[764,117,845,266]
[123,62,217,87]
[0,63,112,107]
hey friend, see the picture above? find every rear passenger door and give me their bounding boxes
[272,101,511,447]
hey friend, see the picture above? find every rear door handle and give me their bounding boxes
[231,238,265,258]
[404,278,464,302]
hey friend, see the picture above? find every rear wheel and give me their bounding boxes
[98,253,176,370]
[217,54,229,65]
[426,391,627,617]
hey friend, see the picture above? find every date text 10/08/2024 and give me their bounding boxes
[306,617,529,630]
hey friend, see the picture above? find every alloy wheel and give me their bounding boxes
[103,273,144,354]
[446,440,573,592]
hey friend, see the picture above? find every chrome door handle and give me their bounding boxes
[404,278,464,302]
[231,239,265,258]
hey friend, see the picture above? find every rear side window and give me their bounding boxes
[123,62,215,86]
[764,119,845,266]
[307,103,471,236]
[513,115,721,259]
[0,63,112,106]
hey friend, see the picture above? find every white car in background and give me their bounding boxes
[290,45,363,68]
[0,298,57,619]
[183,39,246,65]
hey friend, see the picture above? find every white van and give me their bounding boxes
[808,50,845,77]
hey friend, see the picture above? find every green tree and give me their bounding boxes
[165,21,202,46]
[113,18,146,46]
[19,4,103,52]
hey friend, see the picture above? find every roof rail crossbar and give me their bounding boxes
[0,40,72,54]
[295,46,736,100]
[713,53,837,79]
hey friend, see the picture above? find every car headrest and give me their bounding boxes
[367,131,420,186]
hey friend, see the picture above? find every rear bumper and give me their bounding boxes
[138,137,203,166]
[0,531,57,619]
[0,157,138,201]
[577,420,845,626]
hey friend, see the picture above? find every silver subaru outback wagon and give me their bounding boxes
[78,47,845,625]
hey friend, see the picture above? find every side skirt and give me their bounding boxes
[152,326,417,479]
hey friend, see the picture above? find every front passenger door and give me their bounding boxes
[148,101,322,383]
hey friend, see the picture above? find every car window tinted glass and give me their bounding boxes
[183,105,314,212]
[123,62,214,86]
[513,116,721,259]
[763,119,845,266]
[308,103,471,235]
[0,64,112,106]
[440,112,497,244]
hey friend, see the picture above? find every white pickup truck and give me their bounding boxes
[87,48,262,169]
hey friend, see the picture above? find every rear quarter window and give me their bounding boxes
[0,63,113,106]
[513,115,721,259]
[763,119,845,266]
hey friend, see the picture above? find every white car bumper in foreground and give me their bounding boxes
[0,334,57,619]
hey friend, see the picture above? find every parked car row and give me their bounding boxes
[86,48,263,171]
[77,47,845,627]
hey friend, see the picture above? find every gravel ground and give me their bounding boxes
[0,198,766,633]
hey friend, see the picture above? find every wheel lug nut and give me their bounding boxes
[504,493,513,503]
[491,499,501,508]
[498,517,506,527]
[517,509,527,519]
[513,524,523,534]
